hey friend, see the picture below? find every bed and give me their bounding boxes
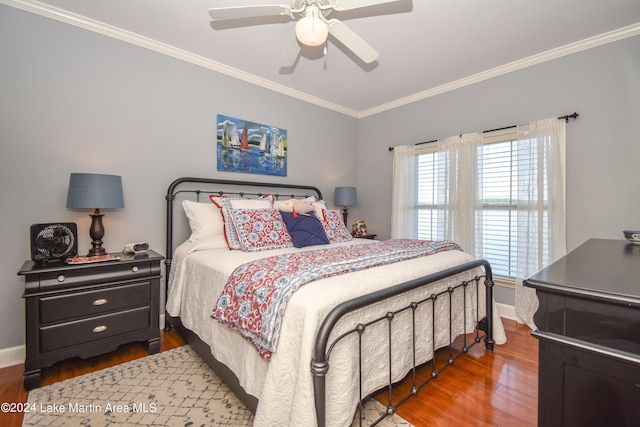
[164,177,507,427]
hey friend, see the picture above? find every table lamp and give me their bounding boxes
[66,173,124,256]
[334,186,357,226]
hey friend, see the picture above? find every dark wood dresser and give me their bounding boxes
[18,250,163,390]
[524,238,640,426]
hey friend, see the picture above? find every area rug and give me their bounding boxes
[24,345,412,426]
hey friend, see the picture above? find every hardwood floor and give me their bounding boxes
[376,319,538,427]
[0,319,536,427]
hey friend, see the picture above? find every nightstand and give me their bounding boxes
[18,250,163,390]
[353,234,376,240]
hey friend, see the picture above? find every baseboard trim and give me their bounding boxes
[0,345,24,369]
[496,302,517,321]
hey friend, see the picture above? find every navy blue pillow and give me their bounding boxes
[280,212,330,248]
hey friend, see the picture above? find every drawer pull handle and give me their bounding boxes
[93,298,108,306]
[132,266,139,272]
[93,325,108,333]
[57,274,65,282]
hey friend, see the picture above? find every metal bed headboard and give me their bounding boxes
[164,177,323,328]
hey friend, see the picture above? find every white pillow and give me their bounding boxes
[194,235,229,250]
[182,200,224,242]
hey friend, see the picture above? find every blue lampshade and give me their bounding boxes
[66,173,124,256]
[334,186,357,207]
[66,173,124,209]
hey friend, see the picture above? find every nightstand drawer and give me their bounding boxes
[40,282,151,324]
[19,249,163,390]
[38,261,152,290]
[40,306,151,352]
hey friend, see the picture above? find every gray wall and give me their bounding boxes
[358,34,640,304]
[0,5,359,350]
[1,4,639,350]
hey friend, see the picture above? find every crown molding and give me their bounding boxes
[358,23,640,118]
[3,0,638,119]
[1,0,360,117]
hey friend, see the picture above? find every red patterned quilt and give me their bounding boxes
[212,239,462,359]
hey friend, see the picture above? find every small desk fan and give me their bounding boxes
[30,223,78,263]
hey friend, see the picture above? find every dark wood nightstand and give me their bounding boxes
[18,250,163,390]
[353,234,376,240]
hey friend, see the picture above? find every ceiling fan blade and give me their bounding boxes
[331,0,402,12]
[280,32,301,68]
[328,20,379,64]
[208,5,291,21]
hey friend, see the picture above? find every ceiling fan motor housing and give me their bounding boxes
[208,0,393,66]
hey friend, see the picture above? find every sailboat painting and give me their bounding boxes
[216,114,287,176]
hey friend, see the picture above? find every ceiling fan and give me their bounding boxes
[208,0,402,67]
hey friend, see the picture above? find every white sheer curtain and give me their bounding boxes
[515,118,567,329]
[391,144,416,239]
[435,132,484,254]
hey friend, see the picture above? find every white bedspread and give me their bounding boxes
[166,238,506,427]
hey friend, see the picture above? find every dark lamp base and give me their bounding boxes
[341,206,349,226]
[88,209,108,257]
[88,247,107,257]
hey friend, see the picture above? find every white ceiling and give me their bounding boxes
[5,0,640,117]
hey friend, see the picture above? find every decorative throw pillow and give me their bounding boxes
[280,211,330,248]
[227,208,293,252]
[182,200,224,241]
[276,198,317,216]
[301,196,327,220]
[319,210,353,243]
[210,195,273,249]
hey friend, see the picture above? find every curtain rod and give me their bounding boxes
[388,112,579,152]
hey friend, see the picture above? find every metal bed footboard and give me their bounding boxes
[165,177,495,426]
[311,259,495,427]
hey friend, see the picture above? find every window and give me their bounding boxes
[477,137,519,278]
[395,117,566,327]
[415,129,548,279]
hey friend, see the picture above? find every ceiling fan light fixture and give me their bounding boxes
[295,6,328,47]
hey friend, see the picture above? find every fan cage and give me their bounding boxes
[30,223,78,262]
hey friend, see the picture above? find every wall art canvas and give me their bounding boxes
[216,114,287,176]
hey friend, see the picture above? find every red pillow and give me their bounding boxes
[318,210,353,243]
[210,195,274,249]
[227,208,293,252]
